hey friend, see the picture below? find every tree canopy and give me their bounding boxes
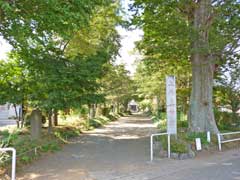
[131,0,240,133]
[0,1,122,121]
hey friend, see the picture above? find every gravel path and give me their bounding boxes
[17,114,240,180]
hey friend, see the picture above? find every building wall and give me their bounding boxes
[0,104,20,119]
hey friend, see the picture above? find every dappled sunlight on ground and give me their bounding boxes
[82,116,158,140]
[17,114,240,180]
[106,122,156,128]
[17,114,158,179]
[111,134,142,139]
[19,168,94,180]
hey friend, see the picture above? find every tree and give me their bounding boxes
[131,0,240,133]
[215,58,240,125]
[0,0,121,132]
[100,64,135,113]
[0,53,30,127]
[134,58,191,115]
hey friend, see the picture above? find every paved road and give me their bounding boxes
[18,115,240,180]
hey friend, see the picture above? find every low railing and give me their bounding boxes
[0,147,16,180]
[217,131,240,151]
[150,132,170,161]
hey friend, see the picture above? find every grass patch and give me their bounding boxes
[0,124,83,177]
[87,113,122,129]
[156,135,188,153]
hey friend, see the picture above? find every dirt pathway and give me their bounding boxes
[18,114,158,180]
[18,114,240,180]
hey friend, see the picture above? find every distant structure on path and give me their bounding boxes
[128,100,138,112]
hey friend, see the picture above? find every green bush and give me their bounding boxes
[54,128,80,141]
[177,120,188,128]
[20,155,31,163]
[157,136,188,153]
[89,118,104,128]
[151,115,160,123]
[88,113,121,129]
[214,110,232,130]
[40,142,61,152]
[107,113,118,121]
[214,109,240,131]
[186,132,209,145]
[102,107,110,116]
[118,112,124,116]
[0,130,19,148]
[124,110,132,115]
[171,140,188,153]
[79,106,88,118]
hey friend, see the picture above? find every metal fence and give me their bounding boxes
[0,148,16,180]
[217,131,240,151]
[150,132,170,161]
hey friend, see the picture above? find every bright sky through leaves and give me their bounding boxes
[116,26,143,75]
[0,36,12,60]
[115,0,143,75]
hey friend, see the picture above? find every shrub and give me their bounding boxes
[171,140,188,153]
[54,128,81,141]
[186,132,209,145]
[89,118,103,128]
[107,113,118,121]
[40,142,61,152]
[0,130,19,148]
[157,135,188,153]
[177,120,188,128]
[102,107,110,116]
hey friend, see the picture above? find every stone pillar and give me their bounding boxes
[30,109,42,140]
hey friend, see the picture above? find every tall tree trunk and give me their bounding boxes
[21,103,25,128]
[153,96,159,115]
[123,101,128,112]
[13,104,19,128]
[93,104,96,118]
[88,104,95,119]
[230,97,240,125]
[53,110,58,126]
[48,111,53,134]
[116,103,120,114]
[87,104,95,129]
[188,0,219,134]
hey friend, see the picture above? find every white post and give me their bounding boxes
[195,138,202,151]
[217,134,222,151]
[150,135,153,161]
[0,147,16,180]
[207,131,211,142]
[12,148,16,180]
[168,134,170,158]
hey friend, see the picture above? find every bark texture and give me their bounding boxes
[53,110,58,126]
[188,0,219,134]
[48,111,53,134]
[88,104,96,119]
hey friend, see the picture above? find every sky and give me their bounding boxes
[115,27,143,75]
[115,0,143,75]
[0,36,12,60]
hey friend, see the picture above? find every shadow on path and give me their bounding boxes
[18,114,240,180]
[18,114,159,180]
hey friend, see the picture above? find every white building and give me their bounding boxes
[128,100,138,112]
[0,104,20,120]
